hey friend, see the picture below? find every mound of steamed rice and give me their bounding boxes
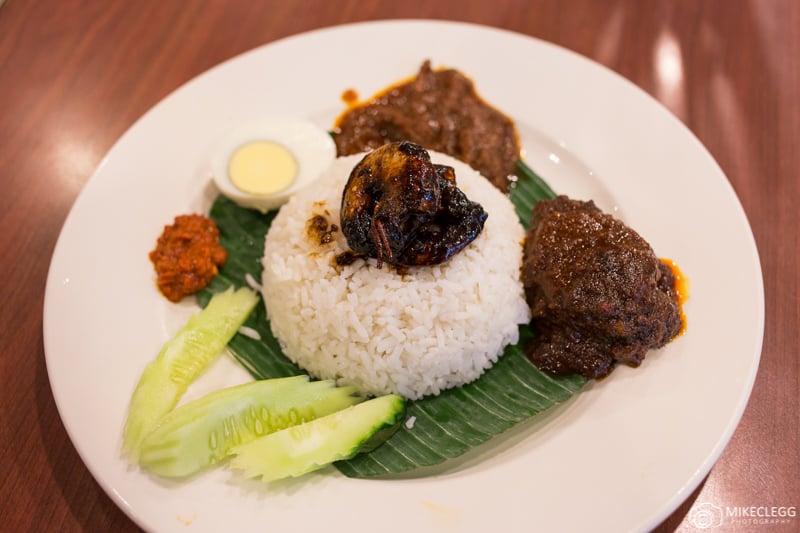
[261,151,530,400]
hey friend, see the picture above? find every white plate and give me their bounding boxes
[44,20,764,533]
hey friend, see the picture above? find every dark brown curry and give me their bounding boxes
[334,60,520,192]
[521,196,684,378]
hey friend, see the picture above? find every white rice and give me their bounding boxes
[261,151,530,400]
[237,326,262,341]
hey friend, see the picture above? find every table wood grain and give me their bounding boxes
[1,1,797,531]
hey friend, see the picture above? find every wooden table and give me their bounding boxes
[1,1,797,531]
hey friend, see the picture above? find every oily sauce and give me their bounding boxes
[661,257,689,336]
[149,214,227,302]
[340,88,359,105]
[306,212,339,245]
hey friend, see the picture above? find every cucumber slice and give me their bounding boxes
[230,394,406,482]
[138,376,363,478]
[122,286,260,461]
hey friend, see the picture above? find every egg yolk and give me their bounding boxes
[228,141,298,195]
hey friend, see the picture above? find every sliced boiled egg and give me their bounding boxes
[211,117,336,212]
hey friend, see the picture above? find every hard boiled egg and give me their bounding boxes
[211,117,336,212]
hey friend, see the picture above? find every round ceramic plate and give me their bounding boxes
[44,20,764,533]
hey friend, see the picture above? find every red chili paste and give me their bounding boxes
[149,214,227,302]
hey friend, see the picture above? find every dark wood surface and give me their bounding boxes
[1,1,797,531]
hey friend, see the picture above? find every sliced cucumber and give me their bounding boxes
[138,376,363,478]
[229,394,406,482]
[122,286,260,462]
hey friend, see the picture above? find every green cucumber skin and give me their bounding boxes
[230,394,406,482]
[122,287,260,462]
[138,376,363,478]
